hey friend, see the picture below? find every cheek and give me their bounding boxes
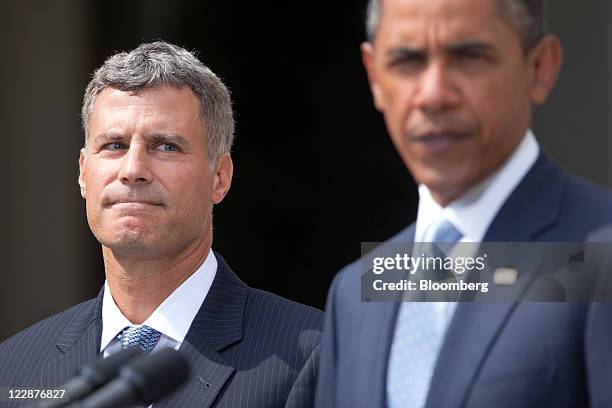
[479,70,529,123]
[169,170,213,211]
[172,188,213,232]
[83,160,117,195]
[461,82,509,146]
[82,170,105,212]
[381,82,415,137]
[379,73,411,103]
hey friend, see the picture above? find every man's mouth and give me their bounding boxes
[106,199,163,208]
[411,131,470,154]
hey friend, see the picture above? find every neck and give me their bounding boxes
[103,231,212,324]
[430,190,461,207]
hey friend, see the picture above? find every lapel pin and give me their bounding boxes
[494,267,519,286]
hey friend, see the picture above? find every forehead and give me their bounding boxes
[376,0,518,47]
[90,86,203,134]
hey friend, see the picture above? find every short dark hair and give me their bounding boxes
[366,0,546,51]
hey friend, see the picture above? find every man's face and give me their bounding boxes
[362,0,559,205]
[79,86,232,259]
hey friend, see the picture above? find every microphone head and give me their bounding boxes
[120,348,190,404]
[80,347,143,386]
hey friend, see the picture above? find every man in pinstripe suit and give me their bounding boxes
[0,42,322,407]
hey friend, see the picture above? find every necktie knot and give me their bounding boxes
[423,216,463,243]
[419,216,463,266]
[118,325,162,354]
[418,216,464,295]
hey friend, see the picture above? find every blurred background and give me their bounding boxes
[1,0,612,341]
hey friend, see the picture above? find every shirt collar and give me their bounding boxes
[100,249,218,353]
[415,129,539,242]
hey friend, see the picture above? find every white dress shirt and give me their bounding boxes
[413,129,539,326]
[100,249,218,357]
[415,129,540,243]
[387,130,541,408]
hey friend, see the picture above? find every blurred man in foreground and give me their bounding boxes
[0,41,322,408]
[315,0,612,407]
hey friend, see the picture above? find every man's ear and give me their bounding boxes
[361,42,386,111]
[78,148,87,199]
[211,153,233,205]
[527,35,563,105]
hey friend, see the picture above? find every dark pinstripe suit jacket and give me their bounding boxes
[0,253,323,407]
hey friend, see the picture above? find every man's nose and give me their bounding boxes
[117,143,153,184]
[413,61,460,113]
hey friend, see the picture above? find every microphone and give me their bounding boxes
[36,348,143,408]
[71,348,189,408]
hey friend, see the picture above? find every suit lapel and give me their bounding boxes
[359,225,415,406]
[359,302,401,407]
[424,153,567,407]
[42,253,247,408]
[156,252,247,408]
[424,301,516,407]
[154,330,236,408]
[41,290,103,386]
[425,247,549,408]
[481,153,565,243]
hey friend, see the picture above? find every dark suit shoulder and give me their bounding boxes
[329,260,361,303]
[246,286,323,320]
[588,223,612,242]
[329,223,415,307]
[564,173,612,217]
[0,298,96,352]
[0,298,97,386]
[244,287,323,358]
[555,172,612,238]
[486,155,612,241]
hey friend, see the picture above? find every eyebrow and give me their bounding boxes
[386,41,497,59]
[148,133,189,147]
[387,46,426,61]
[94,132,189,146]
[447,41,497,55]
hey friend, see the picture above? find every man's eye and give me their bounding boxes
[155,143,178,152]
[103,142,126,150]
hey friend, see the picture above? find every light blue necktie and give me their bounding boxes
[386,216,463,408]
[117,325,162,354]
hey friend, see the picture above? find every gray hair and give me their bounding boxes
[82,41,235,166]
[366,0,546,51]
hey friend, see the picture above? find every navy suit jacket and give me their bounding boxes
[0,253,323,408]
[584,225,612,408]
[315,154,612,408]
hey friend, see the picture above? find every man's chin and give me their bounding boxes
[418,174,474,206]
[100,231,157,253]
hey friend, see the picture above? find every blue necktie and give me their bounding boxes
[118,325,162,354]
[387,216,463,408]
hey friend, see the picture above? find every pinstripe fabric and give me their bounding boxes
[0,252,323,408]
